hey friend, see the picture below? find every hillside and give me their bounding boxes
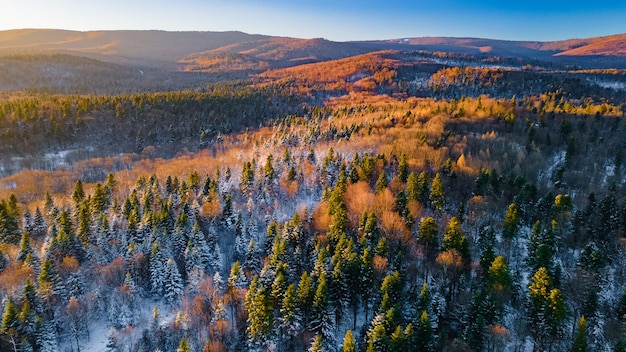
[360,33,626,67]
[2,29,626,71]
[3,29,626,352]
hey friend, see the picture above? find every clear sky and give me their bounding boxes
[1,0,626,41]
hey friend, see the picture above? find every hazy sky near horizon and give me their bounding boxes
[2,0,626,41]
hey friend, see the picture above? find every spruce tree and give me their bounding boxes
[342,330,356,352]
[429,173,445,214]
[572,316,588,352]
[164,258,184,304]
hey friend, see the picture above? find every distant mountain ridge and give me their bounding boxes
[365,33,626,58]
[1,29,626,68]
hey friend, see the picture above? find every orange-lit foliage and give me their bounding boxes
[279,174,299,199]
[204,339,227,352]
[259,51,400,94]
[436,249,464,271]
[59,256,80,276]
[311,202,330,233]
[380,210,410,244]
[0,263,34,298]
[373,189,396,215]
[200,199,222,219]
[344,181,374,226]
[98,257,126,287]
[373,255,388,275]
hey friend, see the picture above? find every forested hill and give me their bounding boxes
[2,29,626,352]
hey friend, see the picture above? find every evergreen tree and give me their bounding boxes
[1,299,19,332]
[503,203,520,240]
[311,273,333,343]
[389,325,406,352]
[297,271,314,330]
[361,247,375,322]
[418,217,438,258]
[415,310,433,352]
[398,153,409,183]
[342,330,356,352]
[366,314,389,352]
[245,277,274,350]
[279,284,301,345]
[16,232,34,262]
[150,240,167,295]
[488,256,512,292]
[572,316,588,352]
[164,258,184,304]
[0,250,10,273]
[527,267,568,349]
[177,336,191,352]
[309,334,326,352]
[429,173,445,214]
[375,172,388,194]
[441,217,470,263]
[72,179,85,206]
[38,322,59,352]
[0,200,20,244]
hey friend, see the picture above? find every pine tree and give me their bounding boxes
[418,217,438,259]
[0,250,9,272]
[527,267,568,349]
[38,322,59,352]
[72,180,85,206]
[415,310,433,352]
[488,256,512,292]
[297,271,314,330]
[375,172,388,194]
[245,277,274,350]
[104,328,119,352]
[429,173,445,214]
[164,258,184,304]
[389,325,406,352]
[342,330,356,352]
[503,203,520,240]
[309,334,326,352]
[366,314,389,352]
[279,284,301,344]
[16,232,34,262]
[150,240,167,295]
[1,299,19,332]
[572,316,588,352]
[0,200,20,244]
[361,247,375,322]
[441,217,470,263]
[177,336,191,352]
[311,273,333,344]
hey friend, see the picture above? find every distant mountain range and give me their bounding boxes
[1,29,626,94]
[1,29,625,70]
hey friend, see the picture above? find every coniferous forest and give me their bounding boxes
[1,32,626,352]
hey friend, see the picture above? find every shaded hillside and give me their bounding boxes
[179,37,372,73]
[0,53,236,94]
[0,29,269,66]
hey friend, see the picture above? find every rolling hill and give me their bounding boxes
[2,29,626,70]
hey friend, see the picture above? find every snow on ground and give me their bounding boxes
[602,162,616,188]
[537,150,566,188]
[78,299,174,352]
[80,321,110,352]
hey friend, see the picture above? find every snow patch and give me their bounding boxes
[537,150,566,188]
[602,162,616,187]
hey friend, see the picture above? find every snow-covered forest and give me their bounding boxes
[2,48,626,352]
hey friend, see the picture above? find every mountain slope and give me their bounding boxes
[359,33,626,64]
[0,29,269,65]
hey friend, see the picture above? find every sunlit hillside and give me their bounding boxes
[1,29,626,352]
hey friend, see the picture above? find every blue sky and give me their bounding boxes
[1,0,625,41]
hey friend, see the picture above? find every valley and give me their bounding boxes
[0,29,626,352]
